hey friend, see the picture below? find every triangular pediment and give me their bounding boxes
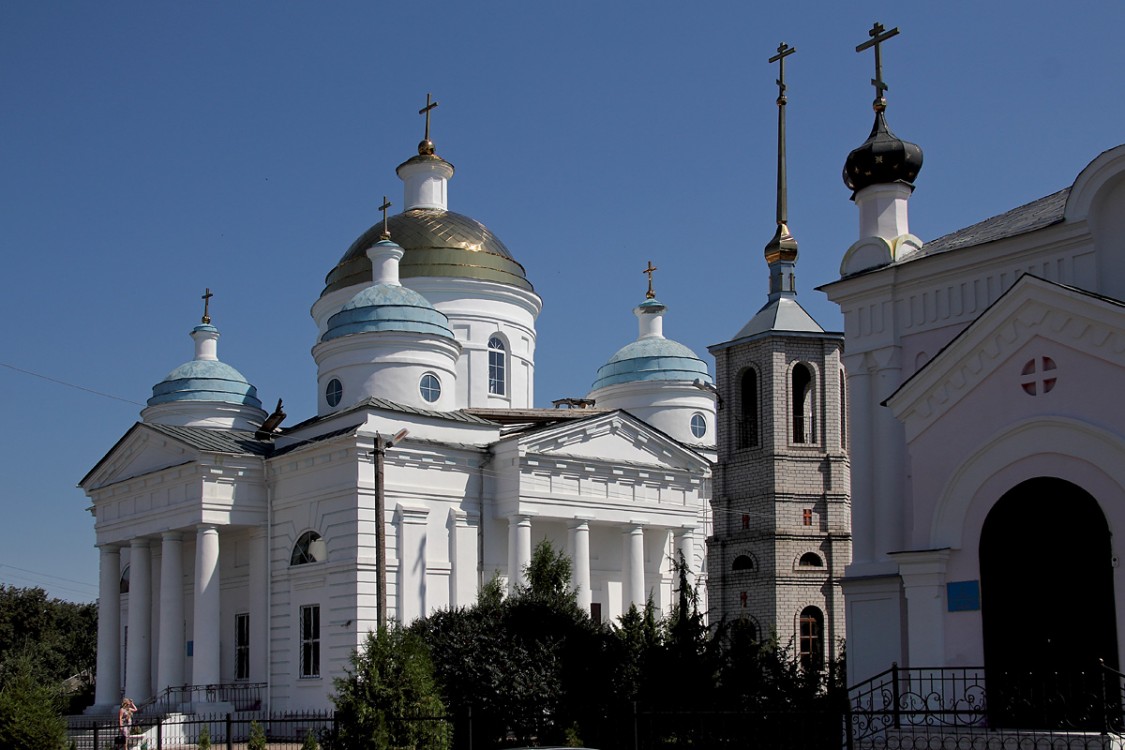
[81,423,202,491]
[886,275,1125,438]
[513,410,711,472]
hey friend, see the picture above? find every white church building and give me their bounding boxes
[824,23,1125,734]
[81,123,717,713]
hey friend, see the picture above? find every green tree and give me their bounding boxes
[0,654,68,750]
[197,722,211,750]
[247,719,267,750]
[328,625,449,750]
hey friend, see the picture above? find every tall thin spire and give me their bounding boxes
[764,42,799,291]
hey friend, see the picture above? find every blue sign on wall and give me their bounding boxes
[186,640,193,657]
[947,580,980,612]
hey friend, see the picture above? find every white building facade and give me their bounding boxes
[83,130,715,713]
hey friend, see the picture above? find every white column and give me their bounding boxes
[570,520,592,612]
[192,525,221,689]
[894,550,951,667]
[844,355,875,567]
[873,348,905,559]
[94,545,122,709]
[157,532,184,693]
[248,526,269,683]
[675,527,695,575]
[625,524,646,608]
[396,503,430,624]
[125,539,152,699]
[513,515,532,590]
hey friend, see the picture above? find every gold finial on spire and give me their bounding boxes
[378,196,392,240]
[765,42,799,266]
[642,260,658,299]
[857,22,900,112]
[201,288,213,324]
[418,93,439,155]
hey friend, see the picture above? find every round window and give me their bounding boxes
[690,413,707,438]
[419,372,441,403]
[325,378,343,407]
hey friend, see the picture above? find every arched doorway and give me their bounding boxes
[980,477,1118,729]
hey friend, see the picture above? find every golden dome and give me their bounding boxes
[322,208,533,297]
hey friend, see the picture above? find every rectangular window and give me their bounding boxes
[488,348,506,395]
[235,613,250,680]
[300,605,320,678]
[590,602,601,625]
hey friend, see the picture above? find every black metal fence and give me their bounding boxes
[67,711,335,750]
[843,663,1125,749]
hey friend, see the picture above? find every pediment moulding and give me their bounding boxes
[888,281,1125,435]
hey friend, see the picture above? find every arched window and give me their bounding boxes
[799,606,824,670]
[732,555,755,572]
[291,531,326,566]
[119,566,130,594]
[738,369,759,449]
[792,363,814,444]
[798,552,824,568]
[488,336,507,396]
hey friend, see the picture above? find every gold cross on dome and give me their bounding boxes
[642,260,658,299]
[419,93,439,142]
[201,288,213,324]
[378,196,392,239]
[856,22,900,108]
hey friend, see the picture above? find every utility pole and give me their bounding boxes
[370,428,408,630]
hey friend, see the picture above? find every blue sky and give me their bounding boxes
[3,2,1124,602]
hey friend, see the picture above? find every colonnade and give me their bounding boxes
[505,514,697,614]
[93,525,268,710]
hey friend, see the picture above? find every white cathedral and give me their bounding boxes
[81,121,720,713]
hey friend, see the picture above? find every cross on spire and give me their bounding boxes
[201,288,213,324]
[378,196,392,240]
[768,41,796,228]
[856,21,900,111]
[419,93,439,143]
[642,260,658,299]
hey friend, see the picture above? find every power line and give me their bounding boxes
[0,362,145,406]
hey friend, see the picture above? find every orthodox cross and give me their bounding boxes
[856,22,899,109]
[642,260,658,299]
[201,287,213,324]
[378,196,392,239]
[419,93,439,142]
[768,42,796,227]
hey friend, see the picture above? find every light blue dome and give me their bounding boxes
[592,338,713,390]
[322,283,454,342]
[148,354,263,408]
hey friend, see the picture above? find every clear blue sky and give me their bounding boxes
[3,2,1123,602]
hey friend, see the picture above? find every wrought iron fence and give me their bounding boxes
[843,663,1125,749]
[66,710,334,750]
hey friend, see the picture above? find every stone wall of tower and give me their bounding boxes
[708,333,850,661]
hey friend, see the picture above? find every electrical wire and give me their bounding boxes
[0,361,145,406]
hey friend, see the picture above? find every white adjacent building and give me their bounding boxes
[82,130,716,713]
[823,69,1125,726]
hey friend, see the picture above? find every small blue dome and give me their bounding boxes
[148,359,263,408]
[322,283,454,342]
[592,338,713,390]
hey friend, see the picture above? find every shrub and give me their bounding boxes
[247,720,267,750]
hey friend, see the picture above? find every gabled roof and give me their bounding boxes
[906,188,1068,262]
[282,396,498,435]
[884,274,1125,437]
[505,408,713,471]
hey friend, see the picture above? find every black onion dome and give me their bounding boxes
[843,111,923,193]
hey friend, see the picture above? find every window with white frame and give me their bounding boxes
[299,604,320,678]
[488,336,507,396]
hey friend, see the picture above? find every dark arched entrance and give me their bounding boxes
[980,477,1119,729]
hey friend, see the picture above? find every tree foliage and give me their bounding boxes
[0,654,68,750]
[327,625,449,750]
